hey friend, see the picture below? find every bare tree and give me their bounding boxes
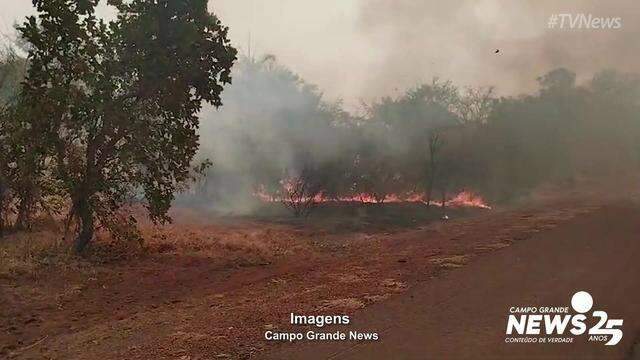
[281,166,324,217]
[425,132,442,206]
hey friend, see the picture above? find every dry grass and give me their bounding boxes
[0,230,74,279]
[140,220,310,264]
[0,227,159,281]
[0,215,313,281]
[319,297,366,311]
[428,254,470,269]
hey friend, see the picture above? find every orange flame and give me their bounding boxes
[253,186,491,209]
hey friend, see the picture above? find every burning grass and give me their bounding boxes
[254,187,492,210]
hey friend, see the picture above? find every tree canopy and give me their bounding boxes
[4,0,236,250]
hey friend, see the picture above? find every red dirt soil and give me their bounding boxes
[1,198,604,359]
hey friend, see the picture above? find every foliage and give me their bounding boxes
[0,48,38,234]
[11,0,236,250]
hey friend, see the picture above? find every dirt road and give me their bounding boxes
[266,202,640,359]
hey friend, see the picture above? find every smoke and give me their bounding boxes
[6,1,638,106]
[210,0,639,106]
[184,56,348,214]
[355,0,640,98]
[175,1,640,213]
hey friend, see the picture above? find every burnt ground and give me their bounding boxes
[0,197,627,359]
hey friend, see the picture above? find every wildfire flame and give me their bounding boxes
[253,186,491,209]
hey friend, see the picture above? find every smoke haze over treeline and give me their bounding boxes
[355,0,640,101]
[183,56,640,214]
[208,0,640,107]
[179,1,640,214]
[3,1,639,106]
[2,1,640,217]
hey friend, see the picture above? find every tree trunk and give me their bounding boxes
[0,192,4,238]
[425,174,434,207]
[426,134,440,207]
[74,196,94,253]
[15,194,33,230]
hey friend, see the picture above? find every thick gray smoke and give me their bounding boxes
[184,56,348,214]
[179,1,640,213]
[355,0,640,98]
[5,1,638,105]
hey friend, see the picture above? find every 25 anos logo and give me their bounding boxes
[506,291,623,345]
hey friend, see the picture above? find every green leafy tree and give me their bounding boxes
[0,48,34,234]
[364,79,462,202]
[18,0,236,251]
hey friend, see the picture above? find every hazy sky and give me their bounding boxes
[2,1,639,109]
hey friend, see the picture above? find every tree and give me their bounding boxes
[425,132,442,206]
[0,103,44,231]
[192,55,346,214]
[0,48,27,106]
[18,0,236,251]
[280,165,324,217]
[456,87,495,124]
[363,79,462,204]
[0,48,33,234]
[537,68,576,94]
